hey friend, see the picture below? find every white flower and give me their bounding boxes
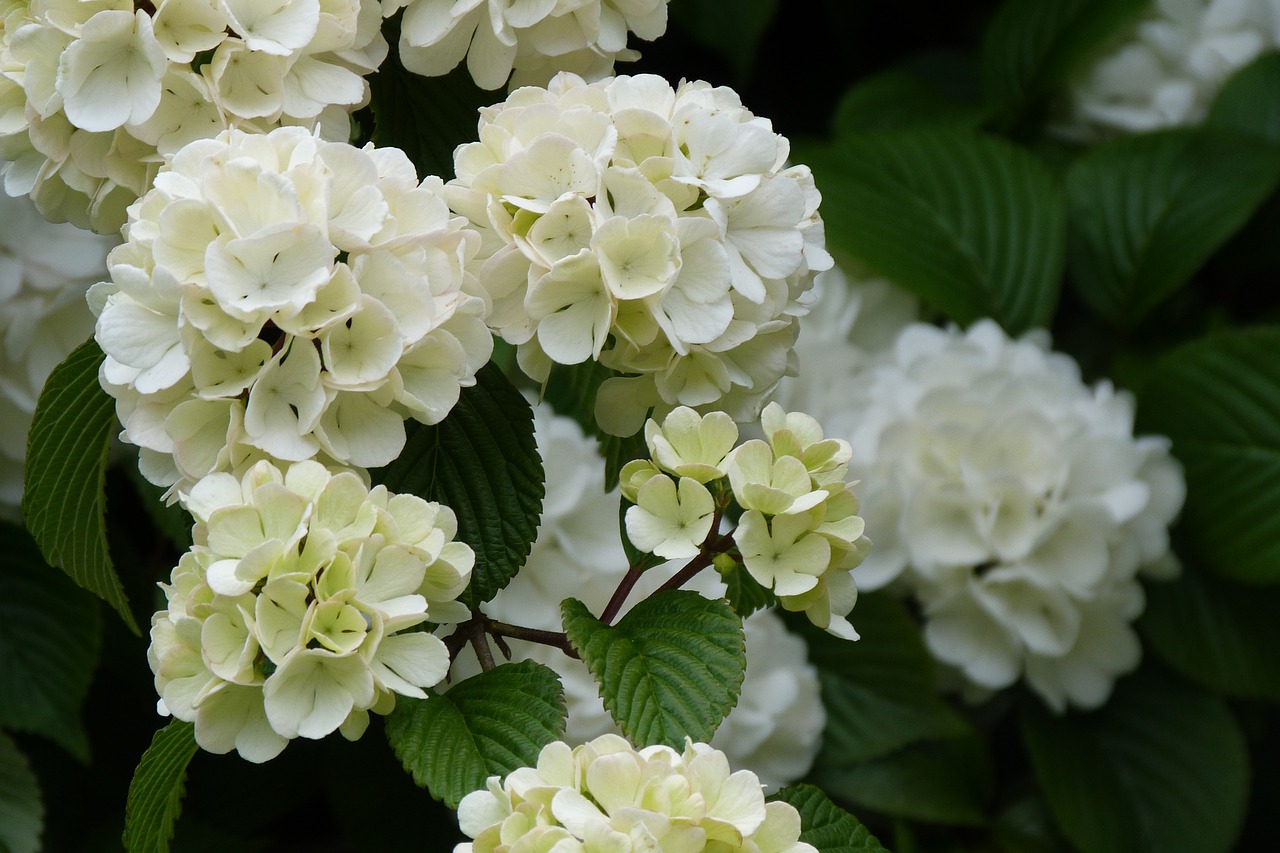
[455,735,817,853]
[1055,0,1280,139]
[775,310,1185,711]
[449,72,831,434]
[386,0,671,90]
[0,0,388,232]
[147,459,474,762]
[456,403,826,790]
[623,473,715,559]
[0,191,116,515]
[91,127,491,499]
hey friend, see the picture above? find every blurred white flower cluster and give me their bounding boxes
[0,0,387,232]
[468,402,825,790]
[623,403,869,639]
[90,126,491,499]
[456,734,817,852]
[778,284,1185,711]
[148,459,474,762]
[0,191,115,514]
[1058,0,1280,139]
[385,0,670,90]
[446,72,831,435]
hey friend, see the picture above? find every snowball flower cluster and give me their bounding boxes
[447,72,831,435]
[781,317,1185,711]
[623,403,869,639]
[148,459,474,762]
[456,734,817,852]
[1056,0,1280,139]
[0,0,388,232]
[460,402,824,789]
[91,126,491,499]
[0,192,116,513]
[385,0,671,90]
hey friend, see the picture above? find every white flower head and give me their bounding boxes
[388,0,672,91]
[92,127,492,499]
[0,0,389,232]
[1055,0,1280,139]
[776,312,1186,711]
[148,459,475,761]
[455,734,818,852]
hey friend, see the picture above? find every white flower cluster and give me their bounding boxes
[623,403,869,640]
[781,313,1185,711]
[90,126,492,498]
[385,0,671,90]
[462,403,824,790]
[446,72,831,435]
[1057,0,1280,139]
[148,459,474,762]
[0,0,388,232]
[456,734,817,852]
[0,192,116,513]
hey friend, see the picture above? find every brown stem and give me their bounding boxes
[599,562,645,626]
[487,620,580,660]
[468,619,496,672]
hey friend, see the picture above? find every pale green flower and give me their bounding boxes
[624,474,715,559]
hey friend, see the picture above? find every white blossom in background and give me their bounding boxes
[457,403,826,790]
[384,0,671,90]
[90,126,492,500]
[447,72,832,435]
[0,0,388,233]
[777,313,1185,712]
[148,459,474,762]
[1056,0,1280,140]
[0,191,116,515]
[456,734,818,852]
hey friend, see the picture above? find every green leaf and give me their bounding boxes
[719,561,777,619]
[1136,327,1280,583]
[981,0,1147,122]
[0,732,42,853]
[542,359,648,490]
[670,0,778,82]
[1023,666,1248,853]
[385,660,566,809]
[125,465,193,551]
[562,590,745,748]
[794,593,969,766]
[122,720,200,853]
[1065,128,1280,327]
[21,338,138,633]
[371,363,544,607]
[802,128,1065,334]
[364,17,492,181]
[0,522,102,761]
[812,734,994,827]
[834,53,990,134]
[1207,51,1280,143]
[1140,559,1280,701]
[772,785,888,852]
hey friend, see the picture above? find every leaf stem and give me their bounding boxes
[487,620,580,660]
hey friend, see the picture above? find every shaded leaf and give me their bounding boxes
[0,732,42,853]
[720,561,777,619]
[562,591,745,748]
[772,784,888,852]
[385,660,566,809]
[1207,51,1280,143]
[122,721,199,853]
[542,359,648,490]
[834,53,990,134]
[670,0,778,82]
[22,339,138,633]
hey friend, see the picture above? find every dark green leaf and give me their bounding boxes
[720,561,777,619]
[772,784,888,852]
[670,0,778,82]
[1140,557,1280,701]
[125,464,193,551]
[542,359,648,490]
[1066,128,1280,326]
[123,721,199,853]
[22,339,138,633]
[795,593,969,766]
[371,363,544,607]
[834,53,990,134]
[0,522,101,761]
[981,0,1147,122]
[812,734,994,827]
[802,128,1065,333]
[385,660,566,808]
[0,732,42,853]
[1207,51,1280,143]
[1022,666,1248,853]
[1136,327,1280,583]
[562,590,745,748]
